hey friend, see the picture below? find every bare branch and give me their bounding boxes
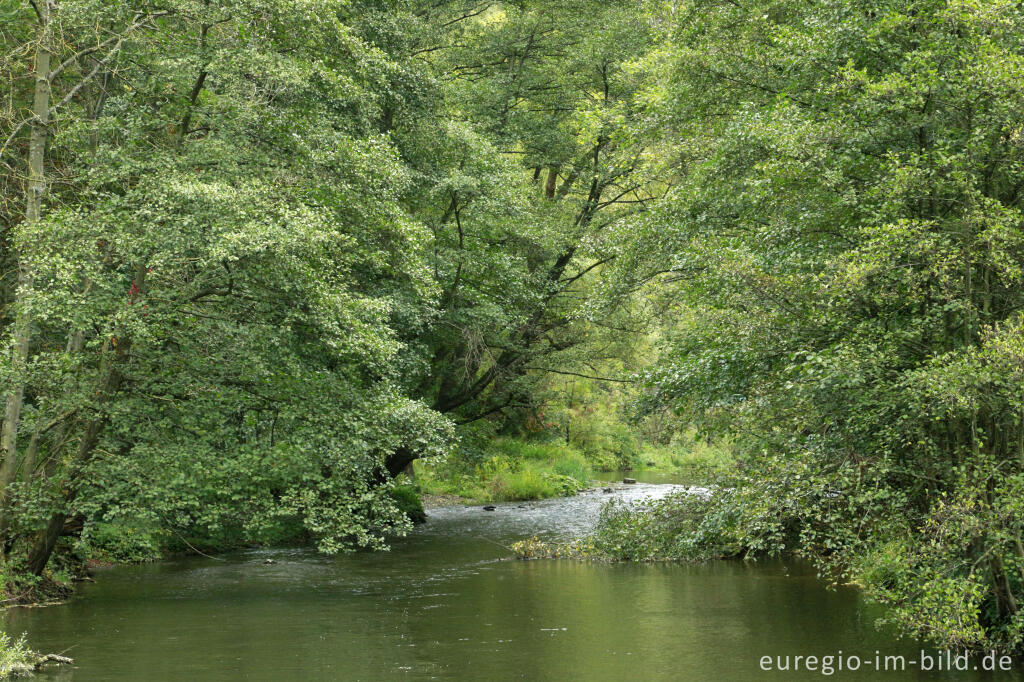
[0,10,170,159]
[523,367,635,383]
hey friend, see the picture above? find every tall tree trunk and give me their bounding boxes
[0,0,52,543]
[26,347,124,575]
[26,264,145,575]
[26,400,118,575]
[544,166,559,199]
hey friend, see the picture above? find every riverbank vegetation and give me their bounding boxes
[413,433,730,504]
[0,632,68,677]
[415,438,595,504]
[512,489,737,562]
[0,633,34,678]
[599,0,1024,654]
[4,0,1024,662]
[0,0,661,603]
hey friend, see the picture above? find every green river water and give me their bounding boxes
[4,477,1022,681]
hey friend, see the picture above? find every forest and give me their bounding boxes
[3,0,1024,677]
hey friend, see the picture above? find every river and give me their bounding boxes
[4,479,1021,680]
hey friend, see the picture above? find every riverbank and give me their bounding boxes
[412,438,594,503]
[6,483,999,682]
[1,437,727,608]
[412,436,730,505]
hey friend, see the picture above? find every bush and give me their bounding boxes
[81,523,163,563]
[389,485,427,524]
[513,489,744,562]
[590,490,743,561]
[0,631,37,678]
[570,419,640,471]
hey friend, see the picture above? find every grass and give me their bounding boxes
[413,431,732,504]
[484,438,580,461]
[483,465,554,501]
[635,430,733,472]
[389,485,427,523]
[415,437,595,503]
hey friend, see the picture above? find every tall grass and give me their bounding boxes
[485,465,553,501]
[638,431,733,472]
[551,451,591,481]
[486,438,580,462]
[416,438,595,503]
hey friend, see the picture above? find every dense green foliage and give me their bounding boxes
[416,437,593,503]
[388,485,426,524]
[0,0,664,596]
[1,0,457,587]
[4,0,1024,659]
[608,0,1024,653]
[511,488,739,562]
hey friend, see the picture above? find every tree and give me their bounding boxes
[617,0,1024,651]
[0,0,454,580]
[377,0,667,476]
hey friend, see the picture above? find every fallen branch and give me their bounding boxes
[5,652,73,676]
[35,653,74,668]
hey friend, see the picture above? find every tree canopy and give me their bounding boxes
[4,0,1024,655]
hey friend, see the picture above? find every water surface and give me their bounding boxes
[4,483,1020,680]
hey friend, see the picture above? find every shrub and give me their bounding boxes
[589,492,739,561]
[81,523,163,563]
[513,489,744,562]
[0,632,37,678]
[389,485,427,524]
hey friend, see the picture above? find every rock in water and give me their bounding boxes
[623,478,637,484]
[483,505,496,511]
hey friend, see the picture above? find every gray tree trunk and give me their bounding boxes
[0,0,51,527]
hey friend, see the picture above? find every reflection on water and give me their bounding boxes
[4,484,1021,681]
